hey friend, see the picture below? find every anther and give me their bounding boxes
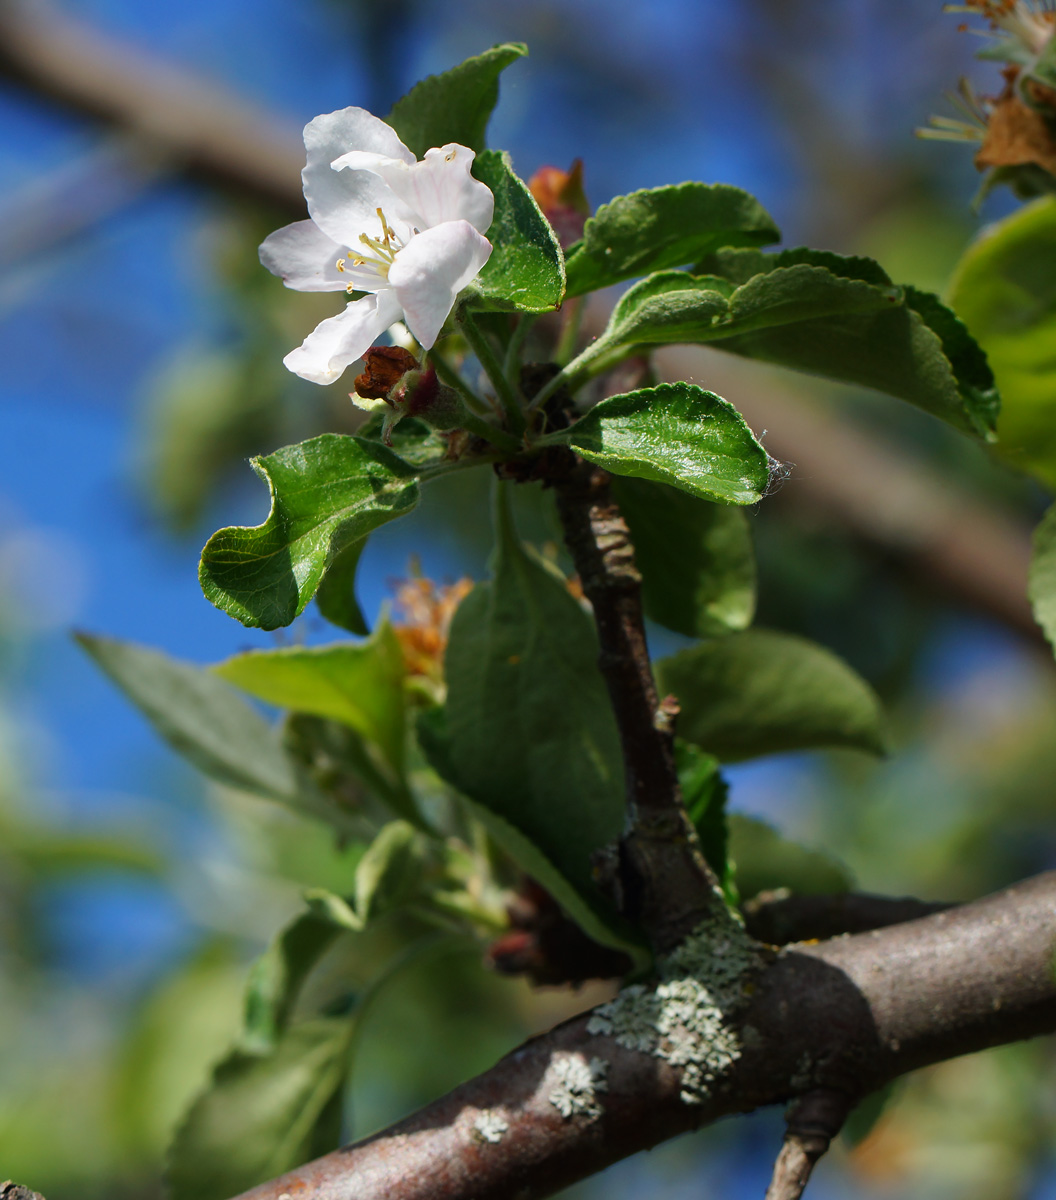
[335,259,345,272]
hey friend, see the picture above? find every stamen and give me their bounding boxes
[335,258,345,272]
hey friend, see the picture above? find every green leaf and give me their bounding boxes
[76,633,354,831]
[199,434,419,631]
[675,740,732,900]
[563,182,780,297]
[611,476,756,637]
[386,43,527,159]
[728,814,853,901]
[698,248,998,438]
[214,621,407,775]
[656,628,886,761]
[590,270,732,346]
[353,819,427,925]
[949,196,1056,484]
[315,538,368,635]
[567,383,772,505]
[243,913,342,1054]
[166,1018,352,1200]
[469,150,565,312]
[439,493,640,949]
[416,707,643,957]
[1029,502,1056,651]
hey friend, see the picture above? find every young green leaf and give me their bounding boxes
[656,628,887,761]
[611,477,756,638]
[728,814,853,902]
[675,740,733,901]
[76,633,356,832]
[386,43,527,158]
[214,622,407,775]
[697,247,999,438]
[439,495,638,948]
[166,1018,353,1200]
[1029,502,1056,651]
[567,383,772,505]
[563,182,780,297]
[315,538,368,635]
[468,149,565,312]
[352,819,428,926]
[199,434,419,631]
[416,707,644,957]
[242,913,343,1054]
[949,196,1056,484]
[590,270,733,347]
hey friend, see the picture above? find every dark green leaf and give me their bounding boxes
[357,414,450,468]
[199,434,419,631]
[567,383,771,505]
[417,708,642,956]
[469,150,565,313]
[440,494,641,950]
[949,197,1056,483]
[315,539,368,635]
[1029,502,1056,652]
[675,740,732,900]
[697,247,998,438]
[612,476,756,637]
[728,814,853,901]
[166,1018,352,1200]
[656,629,886,761]
[214,622,407,775]
[76,634,355,831]
[386,43,527,158]
[563,182,780,297]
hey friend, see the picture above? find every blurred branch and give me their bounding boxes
[742,890,954,945]
[1,1183,46,1200]
[764,1088,852,1200]
[232,871,1056,1200]
[0,0,303,213]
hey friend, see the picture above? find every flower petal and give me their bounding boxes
[387,220,492,350]
[302,108,412,247]
[332,143,494,234]
[283,289,404,385]
[259,220,349,292]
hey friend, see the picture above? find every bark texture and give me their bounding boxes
[232,873,1056,1200]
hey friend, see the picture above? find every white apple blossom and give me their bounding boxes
[260,107,494,385]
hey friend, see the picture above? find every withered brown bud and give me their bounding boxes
[353,345,419,400]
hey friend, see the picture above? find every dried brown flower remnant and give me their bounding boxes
[529,160,590,248]
[391,574,474,680]
[353,345,419,400]
[975,73,1056,176]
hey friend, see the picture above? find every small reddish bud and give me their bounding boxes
[529,159,590,249]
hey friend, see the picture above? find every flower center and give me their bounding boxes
[335,208,407,290]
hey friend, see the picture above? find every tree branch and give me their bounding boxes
[742,890,954,945]
[552,458,724,953]
[764,1087,852,1200]
[230,871,1056,1200]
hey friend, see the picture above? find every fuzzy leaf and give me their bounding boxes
[567,383,771,505]
[386,43,527,158]
[1029,502,1056,653]
[563,182,779,297]
[657,628,887,761]
[199,434,419,631]
[728,815,853,901]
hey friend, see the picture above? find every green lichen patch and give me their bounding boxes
[586,915,759,1105]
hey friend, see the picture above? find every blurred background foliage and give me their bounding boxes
[2,0,1056,1197]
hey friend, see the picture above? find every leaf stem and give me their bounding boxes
[503,313,537,379]
[428,347,488,415]
[427,350,523,454]
[554,295,585,365]
[458,306,527,437]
